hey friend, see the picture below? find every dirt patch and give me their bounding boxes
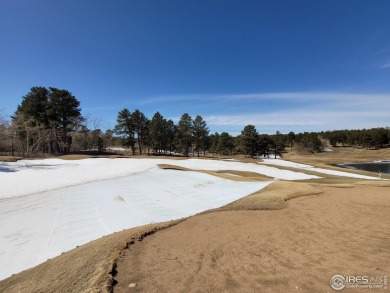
[202,170,271,182]
[158,164,191,171]
[58,154,98,160]
[114,185,390,293]
[0,156,23,162]
[158,164,272,182]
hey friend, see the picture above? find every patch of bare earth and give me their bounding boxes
[158,164,272,182]
[114,185,390,293]
[0,156,23,162]
[58,154,99,160]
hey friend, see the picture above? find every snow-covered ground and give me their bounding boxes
[172,159,321,180]
[0,165,271,280]
[0,158,320,199]
[260,158,380,180]
[0,157,380,280]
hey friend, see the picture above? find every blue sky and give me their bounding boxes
[1,0,389,135]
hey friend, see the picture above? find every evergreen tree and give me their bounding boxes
[192,115,209,157]
[218,132,235,155]
[48,88,83,153]
[177,113,193,156]
[16,87,50,126]
[131,109,148,155]
[258,134,272,157]
[149,112,166,154]
[13,87,83,154]
[241,124,258,156]
[270,131,285,158]
[165,119,176,154]
[209,132,220,154]
[114,108,136,154]
[287,131,295,150]
[0,111,12,155]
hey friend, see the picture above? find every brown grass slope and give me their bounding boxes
[0,156,23,162]
[218,181,322,211]
[158,163,272,182]
[284,146,390,165]
[0,220,181,293]
[114,185,390,293]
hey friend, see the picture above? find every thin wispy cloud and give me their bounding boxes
[92,91,389,134]
[205,110,389,127]
[141,92,390,104]
[159,92,390,134]
[380,62,390,69]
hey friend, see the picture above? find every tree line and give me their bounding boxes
[2,87,83,156]
[0,87,389,157]
[321,128,389,149]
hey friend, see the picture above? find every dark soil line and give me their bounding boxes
[108,220,185,293]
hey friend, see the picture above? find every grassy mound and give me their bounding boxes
[323,183,356,188]
[219,181,322,211]
[356,180,390,187]
[158,164,191,171]
[58,154,98,160]
[158,164,272,182]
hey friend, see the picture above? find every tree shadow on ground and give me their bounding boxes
[0,164,17,173]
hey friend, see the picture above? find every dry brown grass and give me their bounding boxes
[158,164,272,182]
[0,220,181,293]
[114,185,390,293]
[203,170,272,182]
[232,156,264,164]
[218,181,322,211]
[157,164,191,171]
[191,154,261,163]
[58,154,98,160]
[322,183,356,188]
[121,154,186,160]
[0,156,23,162]
[284,146,390,165]
[356,180,390,187]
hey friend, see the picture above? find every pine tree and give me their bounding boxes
[131,109,148,155]
[241,124,258,157]
[48,88,83,153]
[149,112,166,154]
[177,113,193,156]
[192,115,209,157]
[114,108,136,154]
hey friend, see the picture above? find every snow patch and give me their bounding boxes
[260,158,380,180]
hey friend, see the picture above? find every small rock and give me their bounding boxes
[129,283,137,288]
